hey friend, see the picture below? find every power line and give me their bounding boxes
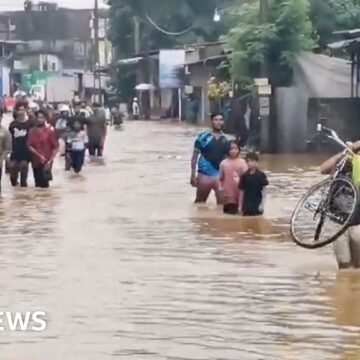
[144,13,193,36]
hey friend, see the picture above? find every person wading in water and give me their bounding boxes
[190,113,229,204]
[27,110,58,188]
[321,141,360,269]
[8,101,34,187]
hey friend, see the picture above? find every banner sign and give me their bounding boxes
[159,50,185,89]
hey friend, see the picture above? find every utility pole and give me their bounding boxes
[258,0,271,153]
[134,16,141,54]
[93,0,100,104]
[133,15,143,87]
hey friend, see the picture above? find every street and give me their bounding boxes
[0,120,358,360]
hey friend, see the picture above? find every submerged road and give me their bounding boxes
[0,120,359,360]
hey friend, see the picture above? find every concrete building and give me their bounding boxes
[0,1,112,98]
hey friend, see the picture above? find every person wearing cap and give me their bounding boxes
[132,97,139,120]
[321,140,360,269]
[56,104,70,136]
[56,104,71,156]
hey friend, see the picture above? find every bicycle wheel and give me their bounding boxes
[290,177,359,249]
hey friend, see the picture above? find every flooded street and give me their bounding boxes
[0,120,360,359]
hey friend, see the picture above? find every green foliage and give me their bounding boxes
[107,0,241,98]
[108,0,227,57]
[309,0,360,47]
[228,0,314,87]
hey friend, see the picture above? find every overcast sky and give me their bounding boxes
[0,0,108,11]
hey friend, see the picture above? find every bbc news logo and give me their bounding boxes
[0,312,47,332]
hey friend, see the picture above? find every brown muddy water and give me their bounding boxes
[0,120,359,360]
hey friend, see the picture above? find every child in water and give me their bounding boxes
[239,152,269,216]
[219,140,248,214]
[65,119,88,174]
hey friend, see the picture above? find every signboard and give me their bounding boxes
[254,78,269,86]
[14,60,28,71]
[184,85,193,94]
[1,67,10,96]
[21,71,54,92]
[258,84,272,95]
[159,49,185,89]
[259,96,270,116]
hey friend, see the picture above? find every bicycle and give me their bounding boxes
[290,125,360,249]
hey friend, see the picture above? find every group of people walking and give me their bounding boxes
[191,113,269,216]
[0,99,107,190]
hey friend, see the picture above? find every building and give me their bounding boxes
[0,1,112,99]
[117,41,229,122]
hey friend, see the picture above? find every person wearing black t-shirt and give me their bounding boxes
[8,101,34,187]
[239,152,269,216]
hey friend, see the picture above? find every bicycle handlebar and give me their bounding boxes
[316,123,354,155]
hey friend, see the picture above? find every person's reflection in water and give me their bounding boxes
[327,271,360,360]
[191,216,285,242]
[0,190,60,242]
[328,271,360,327]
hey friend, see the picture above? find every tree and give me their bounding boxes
[107,0,238,99]
[108,0,228,58]
[228,0,314,88]
[309,0,360,48]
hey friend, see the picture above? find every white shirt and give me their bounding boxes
[67,131,88,151]
[132,101,139,115]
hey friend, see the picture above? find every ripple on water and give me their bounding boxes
[0,120,357,359]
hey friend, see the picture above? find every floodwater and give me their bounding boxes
[0,120,359,360]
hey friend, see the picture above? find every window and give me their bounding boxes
[74,42,85,57]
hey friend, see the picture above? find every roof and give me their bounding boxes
[294,52,352,99]
[0,40,25,44]
[333,29,360,38]
[182,40,226,49]
[186,54,229,66]
[15,48,62,56]
[327,37,360,50]
[124,40,227,60]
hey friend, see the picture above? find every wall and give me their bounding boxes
[188,63,211,123]
[39,54,62,71]
[274,92,360,153]
[308,98,360,143]
[15,54,40,71]
[0,66,10,96]
[14,53,62,72]
[19,39,92,70]
[275,87,308,153]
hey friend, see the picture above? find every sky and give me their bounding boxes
[0,0,108,11]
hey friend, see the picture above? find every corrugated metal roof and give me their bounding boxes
[328,37,360,50]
